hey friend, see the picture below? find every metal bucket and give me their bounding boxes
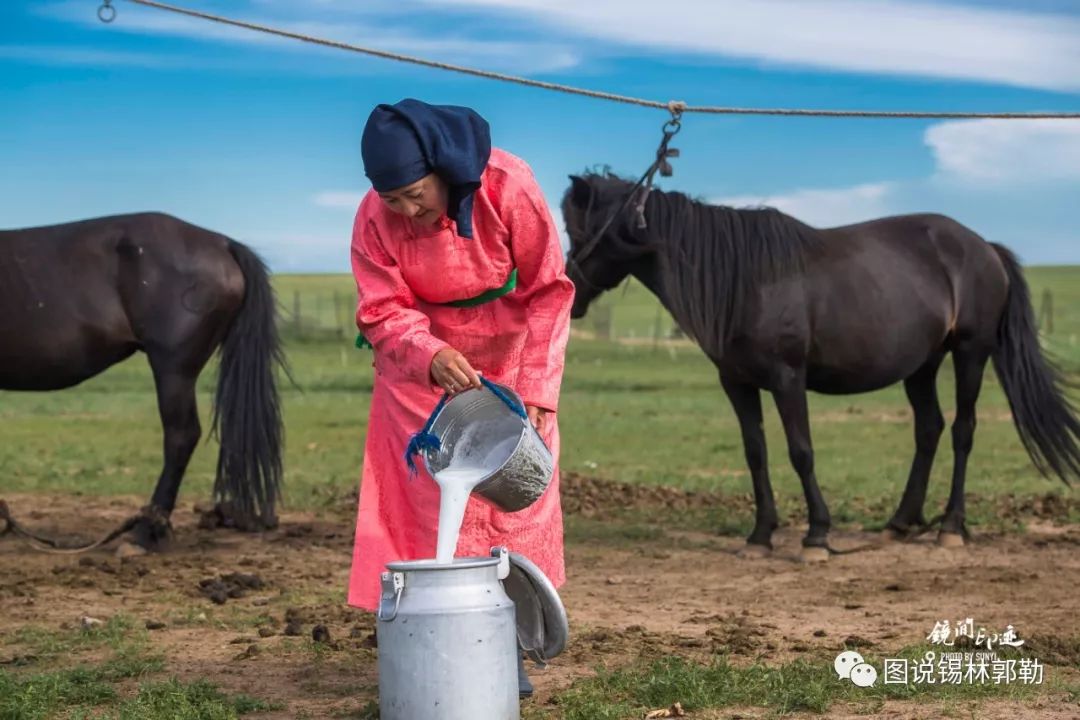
[376,549,519,720]
[422,381,553,512]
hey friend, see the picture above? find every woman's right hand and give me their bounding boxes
[430,348,482,395]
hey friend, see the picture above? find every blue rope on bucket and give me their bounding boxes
[403,377,526,477]
[479,377,527,420]
[403,393,448,478]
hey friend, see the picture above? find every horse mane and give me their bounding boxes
[578,171,820,357]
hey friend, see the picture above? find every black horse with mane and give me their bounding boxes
[563,172,1079,561]
[0,212,285,552]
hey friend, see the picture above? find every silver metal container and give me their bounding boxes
[377,549,519,720]
[423,381,553,512]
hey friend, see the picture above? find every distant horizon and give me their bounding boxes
[268,261,1080,277]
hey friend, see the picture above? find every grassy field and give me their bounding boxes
[2,266,1080,719]
[2,266,1078,532]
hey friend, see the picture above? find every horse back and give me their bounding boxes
[732,213,1008,393]
[822,213,1007,339]
[0,213,244,390]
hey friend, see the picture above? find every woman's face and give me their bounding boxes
[378,173,448,226]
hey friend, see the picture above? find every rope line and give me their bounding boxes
[0,498,153,555]
[113,0,1080,120]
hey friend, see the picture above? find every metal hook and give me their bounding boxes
[663,100,686,136]
[634,104,685,227]
[98,0,117,23]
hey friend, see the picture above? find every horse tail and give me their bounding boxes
[211,240,287,529]
[989,243,1080,486]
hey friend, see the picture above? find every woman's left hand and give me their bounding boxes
[526,405,547,435]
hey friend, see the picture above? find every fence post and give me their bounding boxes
[1038,288,1054,335]
[293,290,302,337]
[592,304,613,341]
[652,304,663,352]
[333,291,344,339]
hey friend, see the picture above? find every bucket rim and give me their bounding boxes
[421,385,529,480]
[385,556,501,572]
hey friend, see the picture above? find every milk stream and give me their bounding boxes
[432,434,520,564]
[434,469,482,564]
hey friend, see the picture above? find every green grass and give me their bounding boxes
[8,616,140,664]
[0,672,275,720]
[2,268,1078,536]
[0,616,275,720]
[0,617,161,719]
[92,679,278,720]
[527,645,1077,720]
[2,269,1078,717]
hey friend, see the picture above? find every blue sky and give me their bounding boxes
[2,0,1079,271]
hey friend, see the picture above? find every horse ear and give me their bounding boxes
[568,175,592,207]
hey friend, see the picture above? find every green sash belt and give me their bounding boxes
[442,268,518,308]
[355,268,518,350]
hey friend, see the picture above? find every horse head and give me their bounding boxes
[561,172,656,319]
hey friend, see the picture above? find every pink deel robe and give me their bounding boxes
[347,148,575,611]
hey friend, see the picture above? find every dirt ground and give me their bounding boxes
[2,482,1079,719]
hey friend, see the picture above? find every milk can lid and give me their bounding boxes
[500,550,569,665]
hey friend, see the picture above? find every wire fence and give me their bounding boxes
[275,286,693,348]
[279,283,1078,378]
[277,290,357,343]
[280,286,1062,342]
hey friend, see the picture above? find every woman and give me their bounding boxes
[347,99,574,696]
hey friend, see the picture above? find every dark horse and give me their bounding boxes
[0,212,285,551]
[563,172,1080,561]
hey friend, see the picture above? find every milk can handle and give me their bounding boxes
[377,572,405,622]
[403,377,527,476]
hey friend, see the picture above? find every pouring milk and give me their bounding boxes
[433,432,520,563]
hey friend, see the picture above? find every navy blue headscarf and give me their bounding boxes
[361,99,491,238]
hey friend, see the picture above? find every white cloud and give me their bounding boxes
[925,119,1080,185]
[36,0,580,75]
[712,115,1080,226]
[38,0,1079,88]
[716,182,897,228]
[258,234,352,273]
[430,0,1080,92]
[313,191,364,210]
[0,44,193,68]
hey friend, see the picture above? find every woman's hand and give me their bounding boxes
[431,348,482,395]
[526,405,547,435]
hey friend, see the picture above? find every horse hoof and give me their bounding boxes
[880,527,907,543]
[937,532,965,548]
[114,541,148,559]
[199,501,276,533]
[737,543,772,559]
[800,546,830,563]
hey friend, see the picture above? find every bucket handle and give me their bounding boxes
[404,377,527,477]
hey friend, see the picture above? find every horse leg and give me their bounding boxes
[938,348,990,547]
[126,364,202,553]
[884,355,946,540]
[721,376,777,557]
[771,374,831,562]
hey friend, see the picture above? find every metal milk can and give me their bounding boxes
[376,547,519,720]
